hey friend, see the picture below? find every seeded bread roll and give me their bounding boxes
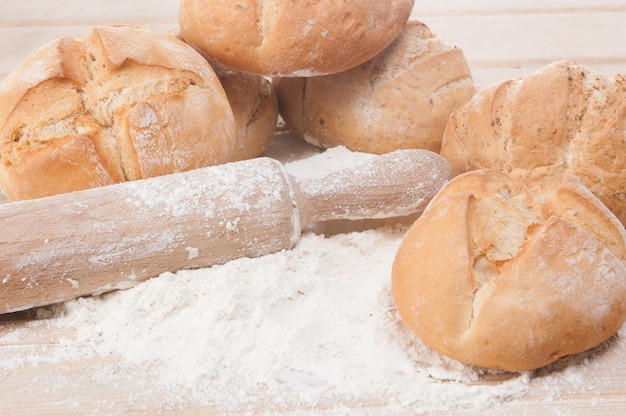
[178,0,415,77]
[440,60,626,226]
[392,169,626,372]
[216,68,279,161]
[275,20,476,154]
[0,26,236,201]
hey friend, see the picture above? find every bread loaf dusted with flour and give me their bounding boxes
[0,26,236,201]
[275,20,476,154]
[440,60,626,226]
[392,169,626,371]
[178,0,415,77]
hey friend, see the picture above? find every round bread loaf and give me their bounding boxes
[0,26,236,201]
[274,20,476,154]
[440,60,626,226]
[178,0,415,77]
[392,169,626,371]
[215,68,278,161]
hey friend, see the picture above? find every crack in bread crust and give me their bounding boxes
[441,60,626,226]
[392,169,626,372]
[465,185,542,334]
[0,26,235,200]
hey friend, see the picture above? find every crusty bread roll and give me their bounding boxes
[215,68,278,161]
[178,0,415,77]
[0,26,236,201]
[440,60,626,226]
[392,169,626,372]
[274,20,476,154]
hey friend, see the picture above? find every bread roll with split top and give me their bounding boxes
[0,25,236,201]
[440,60,626,226]
[392,169,626,371]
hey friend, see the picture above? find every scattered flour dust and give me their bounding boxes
[40,228,530,414]
[2,146,532,414]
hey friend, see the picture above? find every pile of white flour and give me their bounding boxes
[48,226,532,412]
[2,145,534,414]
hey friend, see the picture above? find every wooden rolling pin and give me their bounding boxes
[0,149,451,314]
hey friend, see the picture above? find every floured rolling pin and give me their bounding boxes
[0,149,451,313]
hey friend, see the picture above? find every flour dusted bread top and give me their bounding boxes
[392,169,626,371]
[440,60,626,226]
[178,0,415,77]
[0,26,236,201]
[275,20,476,154]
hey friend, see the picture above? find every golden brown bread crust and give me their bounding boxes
[167,28,278,161]
[178,0,415,77]
[440,60,626,226]
[392,170,626,371]
[0,26,236,200]
[274,20,476,154]
[215,68,278,161]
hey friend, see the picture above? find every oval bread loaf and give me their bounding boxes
[0,26,236,201]
[440,60,626,226]
[275,20,476,154]
[392,169,626,372]
[178,0,415,77]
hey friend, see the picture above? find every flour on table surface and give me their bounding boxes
[2,227,530,414]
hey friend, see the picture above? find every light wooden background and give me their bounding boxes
[1,0,625,87]
[0,1,625,415]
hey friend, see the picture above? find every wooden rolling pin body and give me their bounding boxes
[0,150,451,313]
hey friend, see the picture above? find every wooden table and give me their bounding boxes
[1,1,625,415]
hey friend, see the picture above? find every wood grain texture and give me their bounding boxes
[0,1,624,86]
[0,1,625,415]
[0,150,448,313]
[416,11,626,86]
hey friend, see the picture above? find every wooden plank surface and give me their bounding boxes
[1,1,625,415]
[414,9,626,87]
[1,1,624,86]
